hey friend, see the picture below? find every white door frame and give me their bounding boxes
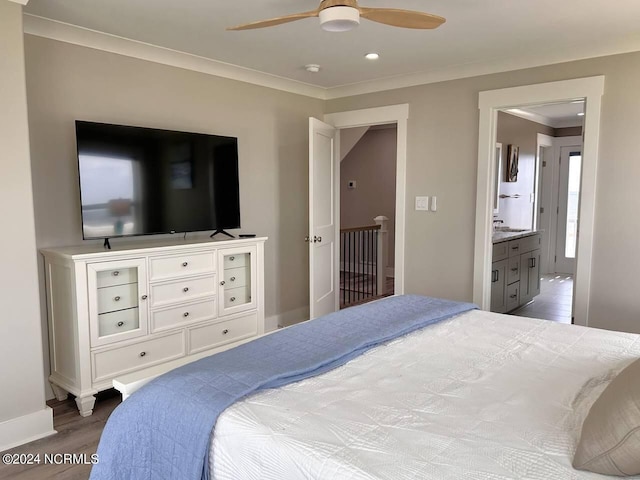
[474,77,604,327]
[324,104,409,296]
[536,133,554,273]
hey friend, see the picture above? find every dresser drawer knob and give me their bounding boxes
[182,262,188,267]
[220,281,225,286]
[222,329,229,335]
[112,271,120,276]
[139,351,146,357]
[117,321,124,327]
[141,295,148,300]
[183,312,190,317]
[229,256,235,261]
[114,296,121,302]
[230,297,236,302]
[183,287,189,292]
[230,277,236,282]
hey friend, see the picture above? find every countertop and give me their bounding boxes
[492,229,543,244]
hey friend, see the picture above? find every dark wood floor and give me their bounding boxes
[0,391,120,480]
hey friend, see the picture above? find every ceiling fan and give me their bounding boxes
[227,0,446,33]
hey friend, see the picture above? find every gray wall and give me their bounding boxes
[340,127,397,269]
[327,51,640,334]
[0,2,51,440]
[496,111,554,229]
[24,35,323,396]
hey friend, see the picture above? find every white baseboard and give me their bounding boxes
[0,407,55,453]
[266,306,310,330]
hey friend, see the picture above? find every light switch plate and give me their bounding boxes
[415,196,429,211]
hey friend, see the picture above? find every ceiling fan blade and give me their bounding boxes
[359,7,445,29]
[227,10,319,31]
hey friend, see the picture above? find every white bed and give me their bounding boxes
[210,310,640,479]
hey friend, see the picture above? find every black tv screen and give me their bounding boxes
[75,121,240,240]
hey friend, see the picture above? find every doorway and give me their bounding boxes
[339,124,397,308]
[474,76,605,327]
[307,104,408,319]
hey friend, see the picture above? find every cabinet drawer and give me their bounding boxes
[92,331,185,382]
[97,308,140,339]
[224,267,247,290]
[150,275,216,307]
[223,253,248,269]
[492,242,509,262]
[149,253,215,281]
[507,256,520,285]
[96,267,138,288]
[224,286,250,307]
[188,312,258,354]
[97,283,138,314]
[506,282,520,311]
[151,299,216,333]
[508,239,523,257]
[520,234,541,253]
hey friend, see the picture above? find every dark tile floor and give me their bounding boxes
[510,274,573,324]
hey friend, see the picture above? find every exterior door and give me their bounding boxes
[555,146,582,274]
[309,118,338,319]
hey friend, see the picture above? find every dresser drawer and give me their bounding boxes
[224,286,250,307]
[519,234,541,253]
[92,331,185,382]
[507,239,523,257]
[150,275,216,307]
[188,312,258,354]
[96,267,138,288]
[149,252,215,281]
[97,283,138,314]
[223,267,247,290]
[97,308,140,340]
[223,253,248,269]
[151,299,216,333]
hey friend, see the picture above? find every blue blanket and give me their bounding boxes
[90,295,476,480]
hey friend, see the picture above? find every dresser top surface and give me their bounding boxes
[41,236,267,260]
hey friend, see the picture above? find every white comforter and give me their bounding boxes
[210,310,640,479]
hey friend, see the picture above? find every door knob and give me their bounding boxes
[304,236,310,243]
[313,236,322,243]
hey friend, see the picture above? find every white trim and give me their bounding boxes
[267,306,310,330]
[0,407,55,452]
[324,104,409,296]
[22,13,640,101]
[504,109,582,129]
[8,0,29,4]
[474,76,604,327]
[23,14,327,100]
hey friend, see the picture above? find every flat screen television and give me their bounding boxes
[75,121,240,242]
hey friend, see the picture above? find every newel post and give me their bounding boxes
[374,216,389,295]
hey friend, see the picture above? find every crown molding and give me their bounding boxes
[23,14,328,100]
[324,35,640,100]
[22,13,640,102]
[8,0,29,4]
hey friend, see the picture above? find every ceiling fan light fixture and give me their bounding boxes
[319,6,360,32]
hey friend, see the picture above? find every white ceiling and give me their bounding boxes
[23,0,640,94]
[506,101,585,128]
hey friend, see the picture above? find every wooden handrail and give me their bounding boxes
[340,224,381,234]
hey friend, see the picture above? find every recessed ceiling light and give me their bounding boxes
[365,53,380,60]
[577,112,585,116]
[305,64,321,73]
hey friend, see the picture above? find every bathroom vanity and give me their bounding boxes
[490,230,542,313]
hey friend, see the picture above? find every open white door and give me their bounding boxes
[309,117,338,319]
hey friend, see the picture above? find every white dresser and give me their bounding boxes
[41,237,266,416]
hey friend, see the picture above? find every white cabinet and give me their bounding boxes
[490,233,541,314]
[42,237,266,416]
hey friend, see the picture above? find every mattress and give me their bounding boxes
[210,310,640,479]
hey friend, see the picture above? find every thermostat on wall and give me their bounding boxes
[348,180,357,189]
